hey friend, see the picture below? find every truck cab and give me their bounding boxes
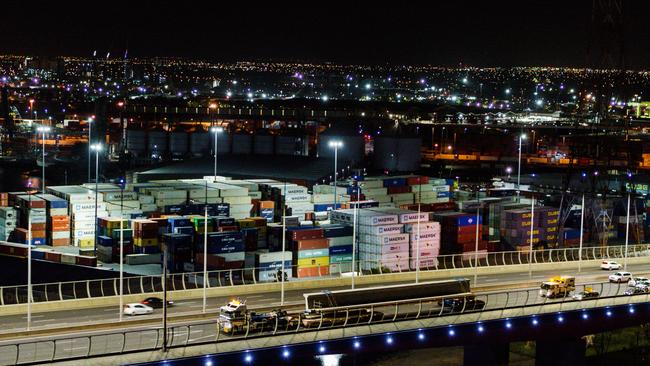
[219,299,248,334]
[539,276,576,298]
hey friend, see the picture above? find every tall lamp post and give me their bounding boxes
[328,140,343,209]
[210,127,223,182]
[36,126,51,193]
[517,133,526,201]
[90,143,102,256]
[118,178,125,321]
[87,116,94,183]
[578,172,587,273]
[624,172,633,271]
[26,180,33,331]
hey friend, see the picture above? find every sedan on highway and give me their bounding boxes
[141,297,174,309]
[629,277,650,287]
[624,286,648,296]
[609,271,632,283]
[572,291,599,301]
[123,303,154,316]
[600,261,622,270]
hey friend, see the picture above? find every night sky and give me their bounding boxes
[2,0,649,68]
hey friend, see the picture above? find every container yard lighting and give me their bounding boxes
[329,141,343,208]
[91,143,102,256]
[517,134,526,200]
[36,126,51,193]
[211,127,224,182]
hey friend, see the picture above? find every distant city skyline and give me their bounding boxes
[2,1,650,69]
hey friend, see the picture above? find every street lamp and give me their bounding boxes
[87,116,94,182]
[517,134,527,200]
[328,140,343,209]
[118,177,125,321]
[90,143,102,256]
[210,127,223,182]
[36,126,51,193]
[26,180,34,331]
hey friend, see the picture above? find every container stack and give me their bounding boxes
[102,190,142,218]
[71,199,107,247]
[250,250,293,282]
[431,212,484,258]
[404,219,441,270]
[0,207,16,241]
[15,195,47,245]
[291,227,329,278]
[162,233,193,273]
[500,207,560,250]
[196,231,245,270]
[322,224,354,274]
[211,182,252,220]
[0,193,8,207]
[39,194,71,246]
[132,219,160,254]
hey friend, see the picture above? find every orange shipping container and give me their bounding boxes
[295,265,330,278]
[50,238,70,246]
[294,238,329,250]
[260,201,275,209]
[50,223,70,231]
[49,216,70,223]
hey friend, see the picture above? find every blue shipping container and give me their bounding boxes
[456,215,483,227]
[329,245,353,255]
[321,225,353,238]
[437,191,452,198]
[383,178,407,187]
[97,236,114,246]
[257,260,293,271]
[313,203,341,212]
[174,226,195,235]
[214,217,236,227]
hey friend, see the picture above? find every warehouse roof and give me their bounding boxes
[136,154,338,184]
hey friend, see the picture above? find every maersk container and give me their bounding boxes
[126,129,147,157]
[232,134,252,154]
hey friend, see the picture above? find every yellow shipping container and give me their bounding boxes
[78,238,94,248]
[237,219,256,228]
[297,256,330,267]
[134,238,159,247]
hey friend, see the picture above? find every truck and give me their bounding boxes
[539,276,576,298]
[218,299,293,334]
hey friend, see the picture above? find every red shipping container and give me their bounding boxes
[49,215,70,223]
[294,238,329,250]
[45,251,62,262]
[388,186,411,194]
[29,223,46,231]
[461,241,488,252]
[195,253,226,268]
[223,260,244,270]
[218,226,239,232]
[295,265,330,278]
[407,176,429,185]
[75,256,97,267]
[292,228,324,241]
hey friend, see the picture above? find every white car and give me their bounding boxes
[629,277,650,287]
[123,303,154,316]
[609,271,632,283]
[600,261,622,270]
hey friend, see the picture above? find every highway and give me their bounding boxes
[1,263,648,336]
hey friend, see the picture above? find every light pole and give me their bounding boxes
[117,101,126,153]
[210,127,223,182]
[415,178,422,283]
[280,181,287,305]
[202,181,208,313]
[328,140,343,209]
[26,180,33,331]
[36,126,51,193]
[473,189,481,285]
[624,191,631,271]
[517,133,527,200]
[162,243,168,352]
[351,180,359,289]
[90,143,102,256]
[87,116,94,183]
[118,178,125,321]
[528,195,535,279]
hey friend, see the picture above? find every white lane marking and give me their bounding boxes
[20,315,44,319]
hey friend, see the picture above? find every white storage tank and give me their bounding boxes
[210,130,231,154]
[275,135,308,156]
[169,129,189,158]
[190,126,210,157]
[373,136,422,172]
[126,129,146,157]
[253,134,274,155]
[232,133,253,154]
[147,130,168,158]
[318,134,364,163]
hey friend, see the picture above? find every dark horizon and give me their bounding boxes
[1,1,650,69]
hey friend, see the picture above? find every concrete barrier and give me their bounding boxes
[1,256,648,318]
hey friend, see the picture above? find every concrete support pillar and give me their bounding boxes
[464,343,510,366]
[536,338,585,366]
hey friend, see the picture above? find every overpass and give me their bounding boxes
[1,244,649,365]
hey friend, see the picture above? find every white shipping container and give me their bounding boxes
[404,221,440,233]
[52,231,71,239]
[222,196,252,205]
[230,204,253,214]
[389,193,414,201]
[285,194,311,203]
[358,224,404,235]
[358,180,384,189]
[188,189,221,198]
[248,191,262,199]
[364,195,391,203]
[410,231,441,242]
[102,191,138,201]
[49,208,68,216]
[257,251,292,263]
[152,190,187,200]
[60,254,77,264]
[327,236,353,246]
[71,202,107,213]
[138,195,155,204]
[141,204,158,212]
[361,187,388,196]
[360,233,409,245]
[312,193,336,203]
[105,201,141,211]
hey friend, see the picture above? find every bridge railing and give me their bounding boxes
[1,243,648,306]
[0,279,648,365]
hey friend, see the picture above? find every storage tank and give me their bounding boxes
[318,134,364,163]
[126,129,146,157]
[373,136,422,172]
[232,133,253,154]
[275,135,308,156]
[210,130,231,154]
[169,128,189,158]
[189,126,210,157]
[253,134,274,155]
[147,129,168,158]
